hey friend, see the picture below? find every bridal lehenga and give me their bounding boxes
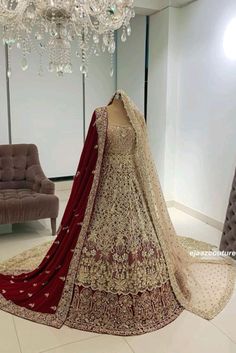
[0,91,235,336]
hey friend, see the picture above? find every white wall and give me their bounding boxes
[2,42,116,177]
[148,8,180,198]
[148,0,236,223]
[164,9,181,201]
[0,44,8,144]
[148,9,169,187]
[117,15,146,114]
[175,0,236,222]
[85,48,116,132]
[9,46,84,178]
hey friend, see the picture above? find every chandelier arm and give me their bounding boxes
[0,0,134,75]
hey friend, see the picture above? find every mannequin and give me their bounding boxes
[107,93,132,126]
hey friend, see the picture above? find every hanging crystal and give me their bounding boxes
[21,56,28,71]
[35,32,43,41]
[103,34,109,46]
[7,68,12,78]
[65,63,73,73]
[80,63,88,76]
[38,53,43,76]
[24,3,36,21]
[48,62,54,72]
[93,33,99,44]
[121,30,127,42]
[108,35,116,54]
[94,44,100,56]
[7,44,12,78]
[50,23,58,37]
[127,24,131,36]
[110,50,114,77]
[0,0,135,76]
[110,66,114,77]
[60,26,67,39]
[57,70,64,77]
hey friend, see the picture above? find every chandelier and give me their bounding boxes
[0,1,135,77]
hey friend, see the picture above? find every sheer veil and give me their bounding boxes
[113,89,236,319]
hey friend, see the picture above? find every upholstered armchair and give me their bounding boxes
[220,168,236,259]
[0,144,59,235]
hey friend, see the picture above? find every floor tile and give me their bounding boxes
[0,311,21,353]
[14,317,99,353]
[40,335,133,353]
[56,190,71,202]
[169,207,221,246]
[55,181,73,192]
[212,289,236,343]
[125,310,236,353]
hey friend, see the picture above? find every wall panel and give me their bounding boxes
[9,46,83,178]
[175,0,236,222]
[117,15,146,114]
[85,48,116,131]
[147,10,169,187]
[0,44,8,144]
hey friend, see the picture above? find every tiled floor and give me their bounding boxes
[0,184,235,353]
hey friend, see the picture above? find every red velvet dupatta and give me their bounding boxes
[0,107,108,328]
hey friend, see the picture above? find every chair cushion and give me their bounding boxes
[0,189,59,224]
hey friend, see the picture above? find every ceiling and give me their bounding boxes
[134,0,197,15]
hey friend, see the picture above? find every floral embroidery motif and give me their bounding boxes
[65,284,183,336]
[76,124,169,294]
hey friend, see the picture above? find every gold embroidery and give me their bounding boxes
[65,284,183,336]
[76,124,169,294]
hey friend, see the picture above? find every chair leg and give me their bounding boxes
[51,218,57,236]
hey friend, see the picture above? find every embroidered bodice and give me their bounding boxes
[106,123,136,155]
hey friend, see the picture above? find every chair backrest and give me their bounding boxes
[0,144,40,190]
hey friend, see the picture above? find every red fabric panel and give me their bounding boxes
[0,111,100,315]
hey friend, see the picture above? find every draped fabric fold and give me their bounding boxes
[0,109,107,327]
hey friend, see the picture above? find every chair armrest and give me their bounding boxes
[26,165,55,194]
[40,178,55,194]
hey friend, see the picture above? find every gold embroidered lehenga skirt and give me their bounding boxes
[0,120,183,335]
[64,122,183,335]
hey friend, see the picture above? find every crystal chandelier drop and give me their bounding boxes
[0,1,135,77]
